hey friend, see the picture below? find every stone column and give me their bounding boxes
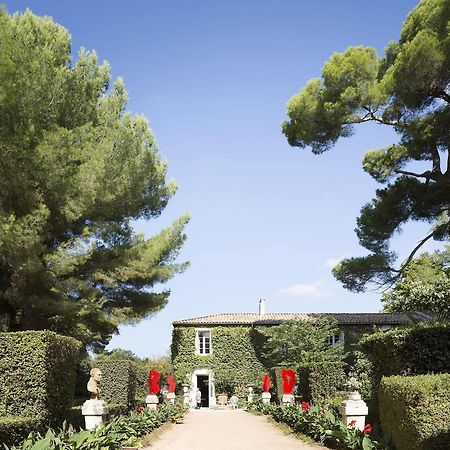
[146,394,159,410]
[81,399,108,430]
[261,392,271,404]
[167,392,176,405]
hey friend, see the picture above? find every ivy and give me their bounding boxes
[172,326,267,396]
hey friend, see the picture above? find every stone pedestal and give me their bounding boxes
[282,394,294,405]
[81,399,108,430]
[146,394,159,410]
[261,392,271,404]
[167,392,176,405]
[339,391,368,431]
[182,385,190,406]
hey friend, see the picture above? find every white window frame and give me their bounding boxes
[327,330,344,346]
[195,328,212,355]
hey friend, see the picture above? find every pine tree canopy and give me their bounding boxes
[282,0,450,292]
[0,9,189,350]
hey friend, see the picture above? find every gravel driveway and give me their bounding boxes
[144,409,322,450]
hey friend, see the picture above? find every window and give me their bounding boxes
[327,331,344,346]
[196,330,212,355]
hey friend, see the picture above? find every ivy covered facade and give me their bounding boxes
[171,303,421,408]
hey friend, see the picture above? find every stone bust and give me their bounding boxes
[87,368,102,400]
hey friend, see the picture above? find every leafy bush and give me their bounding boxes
[250,400,384,449]
[96,360,137,406]
[0,417,43,446]
[0,331,82,423]
[6,403,186,450]
[298,361,346,402]
[379,374,450,450]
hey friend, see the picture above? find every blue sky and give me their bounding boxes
[7,0,428,356]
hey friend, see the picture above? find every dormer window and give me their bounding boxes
[196,329,212,355]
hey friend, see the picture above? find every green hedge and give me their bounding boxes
[379,374,450,450]
[96,360,137,406]
[297,361,345,402]
[361,325,450,382]
[0,416,43,446]
[0,331,82,423]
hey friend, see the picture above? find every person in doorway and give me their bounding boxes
[196,388,202,409]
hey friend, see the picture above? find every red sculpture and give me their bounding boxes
[167,375,176,394]
[281,369,296,395]
[148,370,160,395]
[262,374,271,393]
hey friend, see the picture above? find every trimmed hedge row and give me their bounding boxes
[379,374,450,450]
[0,331,82,423]
[0,416,43,446]
[361,325,450,382]
[96,360,137,407]
[297,361,345,402]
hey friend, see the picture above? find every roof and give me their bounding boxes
[172,312,418,327]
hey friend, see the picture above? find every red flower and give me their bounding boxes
[363,424,373,434]
[137,404,143,413]
[300,401,310,411]
[348,420,356,427]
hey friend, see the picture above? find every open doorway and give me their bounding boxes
[196,374,209,407]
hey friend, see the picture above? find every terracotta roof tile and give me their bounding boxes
[173,312,416,326]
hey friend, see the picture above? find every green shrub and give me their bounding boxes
[361,325,450,384]
[5,403,186,450]
[96,360,137,406]
[297,361,345,402]
[0,331,82,423]
[0,416,43,446]
[250,401,382,449]
[379,374,450,450]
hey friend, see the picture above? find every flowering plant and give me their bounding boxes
[249,399,385,450]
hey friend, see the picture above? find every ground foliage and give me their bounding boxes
[4,403,185,450]
[250,400,385,449]
[0,331,81,423]
[379,374,450,450]
[282,0,450,292]
[0,9,189,350]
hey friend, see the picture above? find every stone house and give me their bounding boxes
[171,300,423,408]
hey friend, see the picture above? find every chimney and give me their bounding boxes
[258,298,266,316]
